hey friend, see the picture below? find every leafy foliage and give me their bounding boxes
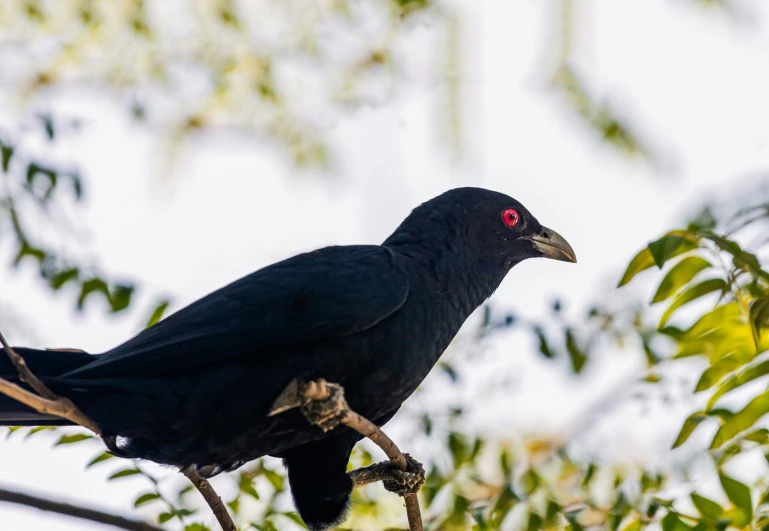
[15,191,769,529]
[0,0,436,168]
[1,117,169,319]
[0,2,761,530]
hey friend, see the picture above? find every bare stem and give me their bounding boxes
[0,485,162,531]
[0,330,58,399]
[295,379,424,531]
[180,467,237,531]
[0,332,101,434]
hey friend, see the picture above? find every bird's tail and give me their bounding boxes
[0,347,95,426]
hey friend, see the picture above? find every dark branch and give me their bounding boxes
[0,329,58,399]
[272,379,424,531]
[180,467,237,531]
[0,485,162,531]
[0,331,101,434]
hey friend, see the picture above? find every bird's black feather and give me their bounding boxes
[0,187,574,529]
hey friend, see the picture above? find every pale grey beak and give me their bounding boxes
[527,227,577,263]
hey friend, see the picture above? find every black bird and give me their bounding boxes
[0,187,575,529]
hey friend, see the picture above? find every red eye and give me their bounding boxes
[501,208,520,227]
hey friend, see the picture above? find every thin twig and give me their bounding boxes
[0,485,162,531]
[289,379,424,531]
[180,467,237,531]
[0,332,102,434]
[0,372,102,434]
[340,409,423,530]
[0,330,58,399]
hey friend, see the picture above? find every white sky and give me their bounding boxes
[2,0,769,529]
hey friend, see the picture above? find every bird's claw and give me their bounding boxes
[300,380,349,432]
[382,454,425,497]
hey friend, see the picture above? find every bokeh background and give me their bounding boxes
[2,1,769,530]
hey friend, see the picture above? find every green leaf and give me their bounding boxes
[618,247,655,287]
[702,231,769,283]
[448,432,470,465]
[158,512,175,524]
[185,525,211,531]
[534,327,554,359]
[750,298,769,347]
[262,468,284,491]
[13,242,46,266]
[227,497,240,514]
[239,474,260,500]
[662,512,694,531]
[440,362,459,383]
[109,284,134,312]
[718,472,752,520]
[86,452,115,468]
[526,512,543,531]
[724,507,750,528]
[134,492,161,507]
[69,171,84,200]
[1,141,13,172]
[145,299,170,328]
[520,468,541,495]
[744,428,769,443]
[280,512,306,527]
[499,449,512,479]
[707,359,769,410]
[711,391,769,448]
[26,162,57,200]
[659,326,685,339]
[109,468,142,480]
[659,278,727,328]
[55,433,93,445]
[672,411,709,448]
[566,329,587,373]
[490,486,518,526]
[50,268,79,290]
[695,352,751,393]
[648,235,698,269]
[652,256,711,304]
[681,303,742,342]
[77,278,110,311]
[25,426,55,438]
[620,519,641,531]
[691,493,724,520]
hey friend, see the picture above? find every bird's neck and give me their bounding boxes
[384,237,512,317]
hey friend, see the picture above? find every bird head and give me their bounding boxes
[385,187,577,268]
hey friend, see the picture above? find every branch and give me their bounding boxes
[180,467,237,531]
[271,379,424,531]
[0,485,162,531]
[0,328,237,531]
[0,331,101,434]
[0,329,59,399]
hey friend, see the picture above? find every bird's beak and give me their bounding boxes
[527,227,577,263]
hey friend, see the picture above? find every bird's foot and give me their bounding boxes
[349,454,426,495]
[382,454,425,497]
[300,379,349,432]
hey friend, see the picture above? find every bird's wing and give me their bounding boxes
[65,245,409,377]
